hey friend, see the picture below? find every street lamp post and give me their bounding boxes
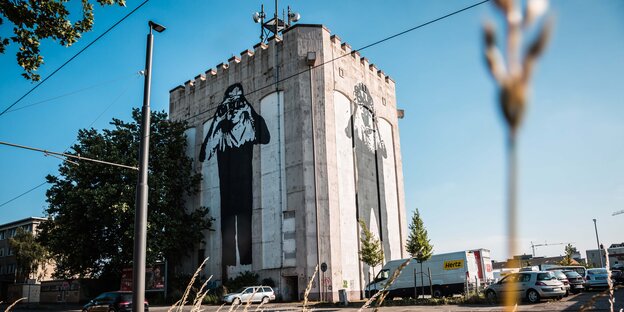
[133,20,165,312]
[592,218,604,268]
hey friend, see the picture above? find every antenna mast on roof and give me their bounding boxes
[253,1,300,43]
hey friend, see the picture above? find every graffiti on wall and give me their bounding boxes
[199,83,270,267]
[346,83,393,259]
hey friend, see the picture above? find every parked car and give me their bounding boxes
[562,270,584,294]
[611,269,624,285]
[545,265,587,277]
[222,286,275,305]
[484,271,566,304]
[584,268,610,290]
[83,291,148,312]
[551,270,571,296]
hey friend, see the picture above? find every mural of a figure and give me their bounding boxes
[346,83,392,258]
[199,83,270,268]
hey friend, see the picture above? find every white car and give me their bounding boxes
[222,286,275,305]
[485,271,566,304]
[584,268,610,290]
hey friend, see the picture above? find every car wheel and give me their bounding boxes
[527,289,540,304]
[486,290,497,304]
[108,308,118,312]
[432,288,443,298]
[232,298,241,305]
[261,296,269,304]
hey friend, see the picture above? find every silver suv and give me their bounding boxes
[485,271,566,304]
[222,286,275,305]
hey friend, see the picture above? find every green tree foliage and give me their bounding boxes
[38,109,213,279]
[358,219,384,281]
[560,243,578,266]
[0,0,126,81]
[8,227,49,282]
[405,208,433,262]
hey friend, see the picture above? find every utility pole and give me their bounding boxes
[133,20,165,312]
[592,219,604,268]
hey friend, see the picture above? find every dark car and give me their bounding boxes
[611,270,624,285]
[551,270,571,296]
[83,291,148,312]
[562,270,584,294]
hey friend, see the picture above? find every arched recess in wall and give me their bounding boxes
[200,118,222,279]
[375,117,401,260]
[333,89,361,291]
[258,91,288,269]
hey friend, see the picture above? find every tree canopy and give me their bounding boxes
[0,0,125,81]
[405,208,433,262]
[37,109,213,279]
[9,227,49,282]
[560,243,579,266]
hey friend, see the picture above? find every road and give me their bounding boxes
[3,288,622,311]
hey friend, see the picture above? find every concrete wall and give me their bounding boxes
[169,24,406,301]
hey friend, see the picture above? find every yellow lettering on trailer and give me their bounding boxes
[443,259,464,270]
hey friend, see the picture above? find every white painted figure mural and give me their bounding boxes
[199,83,270,272]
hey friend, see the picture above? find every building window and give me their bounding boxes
[22,224,32,232]
[0,248,4,257]
[7,247,13,256]
[0,230,5,240]
[382,97,387,106]
[8,228,16,238]
[339,67,345,78]
[7,264,16,274]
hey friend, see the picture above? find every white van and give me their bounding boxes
[366,250,480,298]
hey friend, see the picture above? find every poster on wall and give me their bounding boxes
[120,262,165,291]
[199,83,270,269]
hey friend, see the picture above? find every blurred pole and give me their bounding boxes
[133,20,165,312]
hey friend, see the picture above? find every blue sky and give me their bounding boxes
[0,0,622,262]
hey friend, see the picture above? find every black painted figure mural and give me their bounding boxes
[199,83,270,268]
[346,83,392,259]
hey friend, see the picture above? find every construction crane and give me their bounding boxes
[613,210,624,216]
[530,241,570,257]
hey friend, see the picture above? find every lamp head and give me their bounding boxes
[288,11,300,23]
[253,12,263,23]
[149,20,166,33]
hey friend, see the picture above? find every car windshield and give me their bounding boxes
[234,287,249,294]
[120,293,132,302]
[553,270,567,279]
[588,269,608,275]
[564,271,581,278]
[537,272,556,281]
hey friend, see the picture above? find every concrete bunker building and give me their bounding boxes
[169,24,407,301]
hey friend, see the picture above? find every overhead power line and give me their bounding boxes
[182,0,491,123]
[0,0,152,117]
[0,141,138,170]
[0,181,48,208]
[0,73,138,117]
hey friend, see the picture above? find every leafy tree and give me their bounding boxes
[0,0,126,81]
[38,109,214,282]
[358,219,384,286]
[560,243,578,266]
[9,227,49,283]
[405,208,433,298]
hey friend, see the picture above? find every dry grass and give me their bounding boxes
[3,297,26,312]
[168,257,211,312]
[359,257,411,312]
[580,248,619,312]
[483,1,551,311]
[302,264,319,312]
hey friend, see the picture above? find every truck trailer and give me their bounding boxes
[365,250,480,298]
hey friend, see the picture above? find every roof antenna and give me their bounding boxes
[253,2,301,43]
